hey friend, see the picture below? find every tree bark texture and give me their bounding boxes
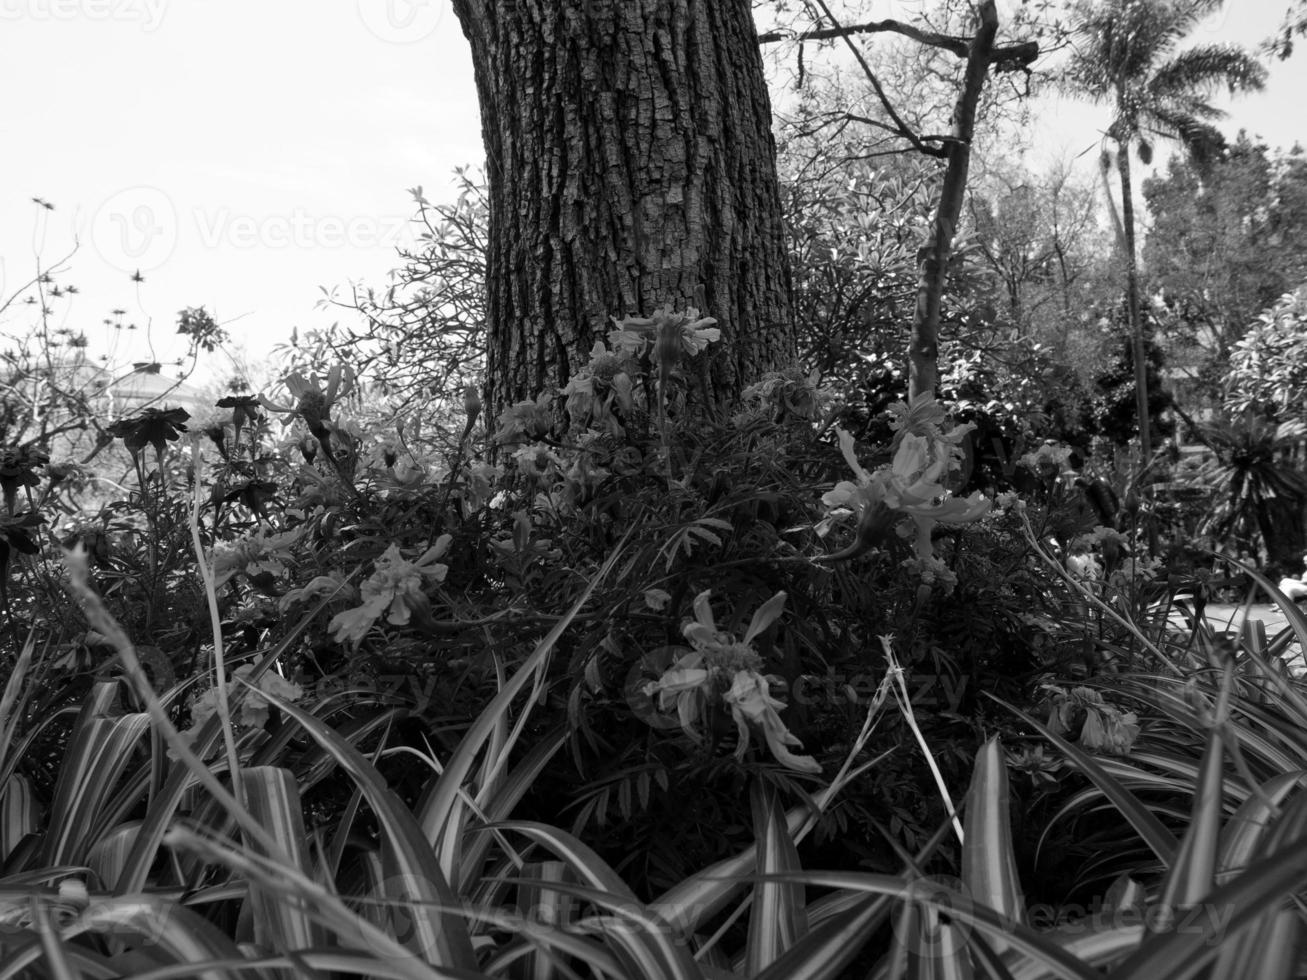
[907,0,998,400]
[452,0,796,419]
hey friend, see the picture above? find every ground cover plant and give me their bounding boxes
[3,288,1307,979]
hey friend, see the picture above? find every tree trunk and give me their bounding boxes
[907,0,998,400]
[451,0,796,420]
[1116,143,1152,465]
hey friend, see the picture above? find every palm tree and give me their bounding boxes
[1063,0,1266,466]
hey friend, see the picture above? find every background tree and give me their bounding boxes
[1091,301,1175,449]
[1143,134,1307,403]
[1062,0,1266,462]
[1227,287,1307,422]
[298,173,488,447]
[969,158,1110,343]
[450,0,796,419]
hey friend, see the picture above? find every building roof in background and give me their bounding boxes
[64,359,208,417]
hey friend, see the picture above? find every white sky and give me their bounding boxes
[1,0,1303,389]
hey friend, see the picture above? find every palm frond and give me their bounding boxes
[1140,107,1226,164]
[1147,45,1269,102]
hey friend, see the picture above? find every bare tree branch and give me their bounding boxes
[758,18,971,55]
[757,18,1038,75]
[807,0,949,158]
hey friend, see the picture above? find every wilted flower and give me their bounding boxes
[742,368,832,422]
[643,591,820,774]
[562,341,634,433]
[328,538,451,647]
[1044,686,1140,755]
[494,392,554,446]
[215,394,264,438]
[0,445,48,513]
[1080,703,1140,755]
[821,415,989,562]
[186,664,304,735]
[107,407,190,460]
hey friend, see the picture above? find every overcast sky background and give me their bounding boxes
[1,0,1303,390]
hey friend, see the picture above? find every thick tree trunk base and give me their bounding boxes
[453,0,796,419]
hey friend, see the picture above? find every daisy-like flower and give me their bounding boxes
[259,364,355,441]
[607,307,721,362]
[643,591,820,774]
[1005,744,1062,787]
[328,537,451,647]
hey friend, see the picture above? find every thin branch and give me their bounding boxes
[758,18,971,56]
[842,114,964,146]
[807,0,948,158]
[757,19,1039,75]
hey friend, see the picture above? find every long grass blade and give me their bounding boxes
[267,696,477,970]
[238,765,327,955]
[43,683,150,866]
[745,780,808,974]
